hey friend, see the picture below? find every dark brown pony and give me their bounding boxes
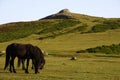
[4,43,45,74]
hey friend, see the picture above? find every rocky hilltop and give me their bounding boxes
[41,9,78,19]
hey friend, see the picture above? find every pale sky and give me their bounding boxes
[0,0,120,24]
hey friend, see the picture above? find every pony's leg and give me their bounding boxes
[9,59,13,73]
[34,61,39,74]
[31,60,34,69]
[11,57,16,73]
[17,58,21,68]
[35,67,39,74]
[22,59,25,70]
[25,59,29,73]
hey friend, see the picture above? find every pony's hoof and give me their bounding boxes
[25,71,29,74]
[22,67,25,70]
[13,71,16,73]
[25,72,29,74]
[35,71,39,74]
[35,71,37,74]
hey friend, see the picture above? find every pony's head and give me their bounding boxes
[34,46,45,70]
[39,59,45,69]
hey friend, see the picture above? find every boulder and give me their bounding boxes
[70,56,77,60]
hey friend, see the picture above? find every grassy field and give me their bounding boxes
[0,26,120,80]
[0,54,120,80]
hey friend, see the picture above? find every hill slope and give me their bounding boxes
[1,29,120,54]
[0,9,120,43]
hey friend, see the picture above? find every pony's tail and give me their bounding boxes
[4,48,10,70]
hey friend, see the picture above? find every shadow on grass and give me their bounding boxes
[0,71,10,74]
[0,71,37,75]
[0,68,10,74]
[0,68,36,74]
[49,53,74,57]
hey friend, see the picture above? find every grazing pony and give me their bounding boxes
[4,43,45,74]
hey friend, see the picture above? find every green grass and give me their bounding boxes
[0,54,120,80]
[0,29,120,80]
